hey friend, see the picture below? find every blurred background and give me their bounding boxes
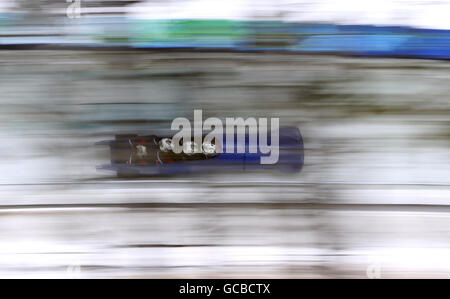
[0,0,449,278]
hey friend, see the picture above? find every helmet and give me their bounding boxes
[159,138,173,152]
[202,140,216,155]
[136,144,147,158]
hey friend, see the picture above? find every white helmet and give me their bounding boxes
[159,138,173,152]
[136,144,147,158]
[202,140,216,155]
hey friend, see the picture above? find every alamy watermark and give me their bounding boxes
[66,262,81,278]
[366,258,382,278]
[66,0,81,19]
[170,110,280,164]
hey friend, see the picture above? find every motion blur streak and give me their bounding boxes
[0,0,449,278]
